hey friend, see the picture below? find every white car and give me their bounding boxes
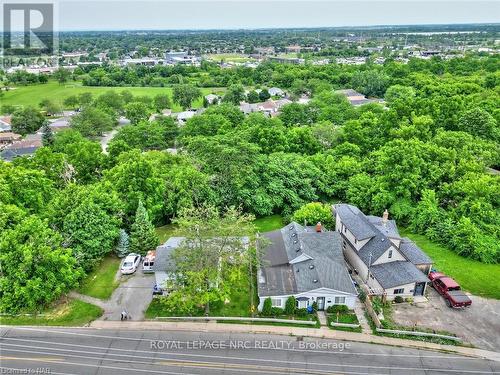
[121,253,141,275]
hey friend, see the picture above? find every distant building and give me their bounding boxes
[268,56,305,65]
[0,116,12,132]
[0,136,42,162]
[0,132,22,146]
[336,89,384,106]
[268,87,285,97]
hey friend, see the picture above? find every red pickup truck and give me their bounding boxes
[430,273,472,308]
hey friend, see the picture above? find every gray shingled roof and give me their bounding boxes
[152,237,184,273]
[334,204,376,240]
[258,222,357,297]
[399,238,432,265]
[369,261,429,289]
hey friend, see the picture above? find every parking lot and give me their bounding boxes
[391,287,500,352]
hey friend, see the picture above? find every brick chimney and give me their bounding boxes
[382,209,389,225]
[315,222,322,233]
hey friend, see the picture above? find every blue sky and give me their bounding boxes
[4,1,500,31]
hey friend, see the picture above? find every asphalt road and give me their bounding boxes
[1,327,499,375]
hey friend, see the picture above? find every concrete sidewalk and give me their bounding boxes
[89,319,500,363]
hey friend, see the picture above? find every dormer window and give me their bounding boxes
[354,238,357,245]
[388,249,393,259]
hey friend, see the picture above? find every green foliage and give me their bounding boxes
[110,116,178,151]
[70,107,116,137]
[292,202,333,229]
[371,296,383,314]
[458,107,499,141]
[326,304,349,313]
[223,84,245,105]
[160,206,255,314]
[129,200,159,255]
[284,296,296,315]
[125,101,151,125]
[0,212,82,313]
[351,69,389,97]
[153,93,172,112]
[394,296,404,303]
[358,290,367,303]
[172,84,201,110]
[41,122,55,146]
[262,297,273,316]
[11,106,45,135]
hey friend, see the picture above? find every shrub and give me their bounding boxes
[295,308,308,317]
[326,304,349,314]
[358,290,367,303]
[394,296,404,303]
[405,297,414,303]
[312,301,318,312]
[284,296,296,315]
[371,296,383,314]
[262,297,272,316]
[270,307,284,316]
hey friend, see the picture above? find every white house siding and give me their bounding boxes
[372,246,406,265]
[258,287,356,311]
[343,242,369,280]
[384,281,422,300]
[335,215,370,250]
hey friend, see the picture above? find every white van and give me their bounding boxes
[142,250,156,273]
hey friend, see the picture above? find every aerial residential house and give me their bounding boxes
[257,222,358,311]
[239,99,292,117]
[0,116,12,132]
[153,236,250,291]
[0,136,42,162]
[268,87,285,97]
[336,89,384,106]
[152,237,184,290]
[0,132,22,146]
[333,204,432,301]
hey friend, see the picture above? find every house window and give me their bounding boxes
[297,300,308,309]
[388,250,393,259]
[271,298,282,307]
[334,296,346,304]
[344,227,347,233]
[394,288,404,295]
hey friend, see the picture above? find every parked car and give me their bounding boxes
[142,250,156,273]
[120,253,141,275]
[431,276,472,308]
[428,271,446,281]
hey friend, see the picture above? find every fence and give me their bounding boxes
[155,316,317,325]
[330,322,361,328]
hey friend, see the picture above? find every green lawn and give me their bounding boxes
[2,80,220,111]
[254,215,285,233]
[78,255,121,299]
[0,299,102,326]
[145,266,254,319]
[399,228,500,300]
[327,311,362,332]
[155,224,178,244]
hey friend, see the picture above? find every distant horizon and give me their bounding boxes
[54,22,500,33]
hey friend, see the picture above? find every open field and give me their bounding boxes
[399,228,500,300]
[78,255,121,299]
[204,53,257,63]
[1,81,221,111]
[0,299,102,326]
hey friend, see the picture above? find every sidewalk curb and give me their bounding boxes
[87,320,500,362]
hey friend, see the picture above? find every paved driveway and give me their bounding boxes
[391,288,500,352]
[100,269,155,321]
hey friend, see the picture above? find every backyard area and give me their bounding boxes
[1,80,218,111]
[399,228,500,299]
[0,299,102,326]
[77,255,121,299]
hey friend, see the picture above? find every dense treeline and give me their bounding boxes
[0,55,499,313]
